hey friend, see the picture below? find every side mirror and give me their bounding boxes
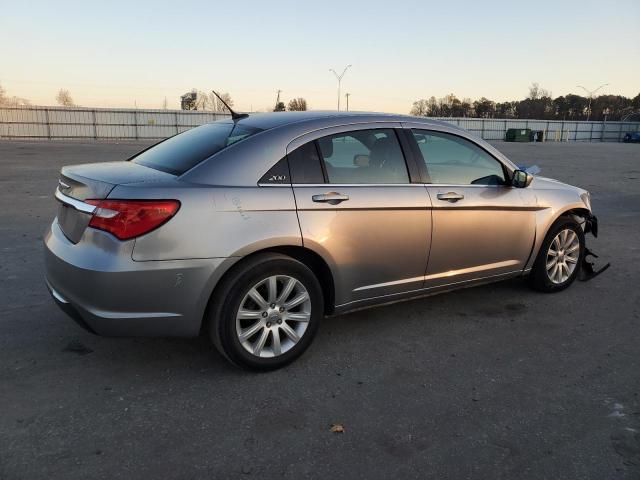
[512,169,533,188]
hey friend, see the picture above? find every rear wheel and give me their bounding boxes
[208,253,323,370]
[529,217,585,292]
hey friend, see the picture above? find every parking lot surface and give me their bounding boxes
[1,140,639,479]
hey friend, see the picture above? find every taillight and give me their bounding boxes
[85,199,180,240]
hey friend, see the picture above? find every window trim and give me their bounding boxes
[407,128,511,186]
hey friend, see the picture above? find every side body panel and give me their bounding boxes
[108,182,303,261]
[293,184,431,305]
[425,184,539,286]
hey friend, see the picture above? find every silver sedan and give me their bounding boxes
[45,111,598,369]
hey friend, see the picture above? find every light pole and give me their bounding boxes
[329,65,352,110]
[274,90,282,111]
[577,83,608,121]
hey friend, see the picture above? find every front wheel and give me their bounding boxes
[529,217,585,293]
[208,253,323,370]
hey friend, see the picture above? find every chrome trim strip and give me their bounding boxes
[353,275,424,292]
[338,269,523,309]
[259,183,427,188]
[54,188,96,214]
[431,205,546,211]
[423,260,520,280]
[260,183,521,189]
[353,261,521,292]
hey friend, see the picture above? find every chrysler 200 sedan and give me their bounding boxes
[45,111,598,370]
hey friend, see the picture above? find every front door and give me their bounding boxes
[289,126,432,307]
[409,129,537,288]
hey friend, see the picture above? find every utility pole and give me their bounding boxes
[345,93,351,111]
[329,65,352,110]
[275,90,282,111]
[577,83,609,121]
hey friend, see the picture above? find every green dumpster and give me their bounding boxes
[505,128,531,142]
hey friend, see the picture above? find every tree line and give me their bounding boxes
[183,90,308,112]
[410,84,640,121]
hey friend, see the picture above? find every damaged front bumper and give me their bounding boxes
[584,211,598,238]
[580,212,610,281]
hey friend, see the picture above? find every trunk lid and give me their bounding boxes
[55,161,175,243]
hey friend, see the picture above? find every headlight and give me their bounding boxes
[580,191,591,210]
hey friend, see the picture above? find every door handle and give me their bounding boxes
[437,192,464,202]
[312,192,350,205]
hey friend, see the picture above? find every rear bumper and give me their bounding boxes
[44,219,226,337]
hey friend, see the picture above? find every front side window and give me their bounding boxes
[131,122,262,175]
[317,129,409,184]
[412,130,505,185]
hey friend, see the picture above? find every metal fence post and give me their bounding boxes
[175,111,179,135]
[481,119,485,139]
[589,122,594,142]
[560,121,565,142]
[545,121,549,142]
[504,119,507,140]
[134,110,139,140]
[45,108,51,140]
[92,109,98,140]
[618,122,624,142]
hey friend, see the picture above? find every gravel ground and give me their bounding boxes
[1,140,639,479]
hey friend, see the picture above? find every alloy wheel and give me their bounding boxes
[546,228,580,284]
[235,275,311,358]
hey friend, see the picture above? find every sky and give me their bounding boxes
[1,0,638,113]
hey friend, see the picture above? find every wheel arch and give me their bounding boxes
[526,204,591,271]
[198,245,336,335]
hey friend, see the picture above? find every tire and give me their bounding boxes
[529,216,585,293]
[207,253,324,370]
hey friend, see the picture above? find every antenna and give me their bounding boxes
[211,91,248,121]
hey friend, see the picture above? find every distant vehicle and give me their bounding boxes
[45,111,599,370]
[623,132,640,143]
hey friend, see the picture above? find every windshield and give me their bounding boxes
[131,122,262,175]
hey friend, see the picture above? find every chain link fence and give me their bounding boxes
[1,106,639,142]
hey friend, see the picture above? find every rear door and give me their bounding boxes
[407,128,537,287]
[289,124,432,307]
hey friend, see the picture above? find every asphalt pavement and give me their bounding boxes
[1,139,639,479]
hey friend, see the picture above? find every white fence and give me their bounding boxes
[0,106,231,140]
[433,117,640,143]
[1,106,639,142]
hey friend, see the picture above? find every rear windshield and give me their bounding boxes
[131,122,262,175]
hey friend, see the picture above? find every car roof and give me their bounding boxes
[221,110,455,131]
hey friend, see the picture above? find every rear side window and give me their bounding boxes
[317,129,409,184]
[288,141,325,183]
[131,123,262,175]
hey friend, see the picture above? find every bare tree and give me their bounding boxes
[207,91,234,113]
[288,98,307,111]
[0,83,30,107]
[56,89,75,107]
[410,99,429,116]
[528,82,551,100]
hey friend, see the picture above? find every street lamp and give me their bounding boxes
[329,65,352,111]
[577,83,609,121]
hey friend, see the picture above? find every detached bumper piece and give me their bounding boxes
[580,213,610,282]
